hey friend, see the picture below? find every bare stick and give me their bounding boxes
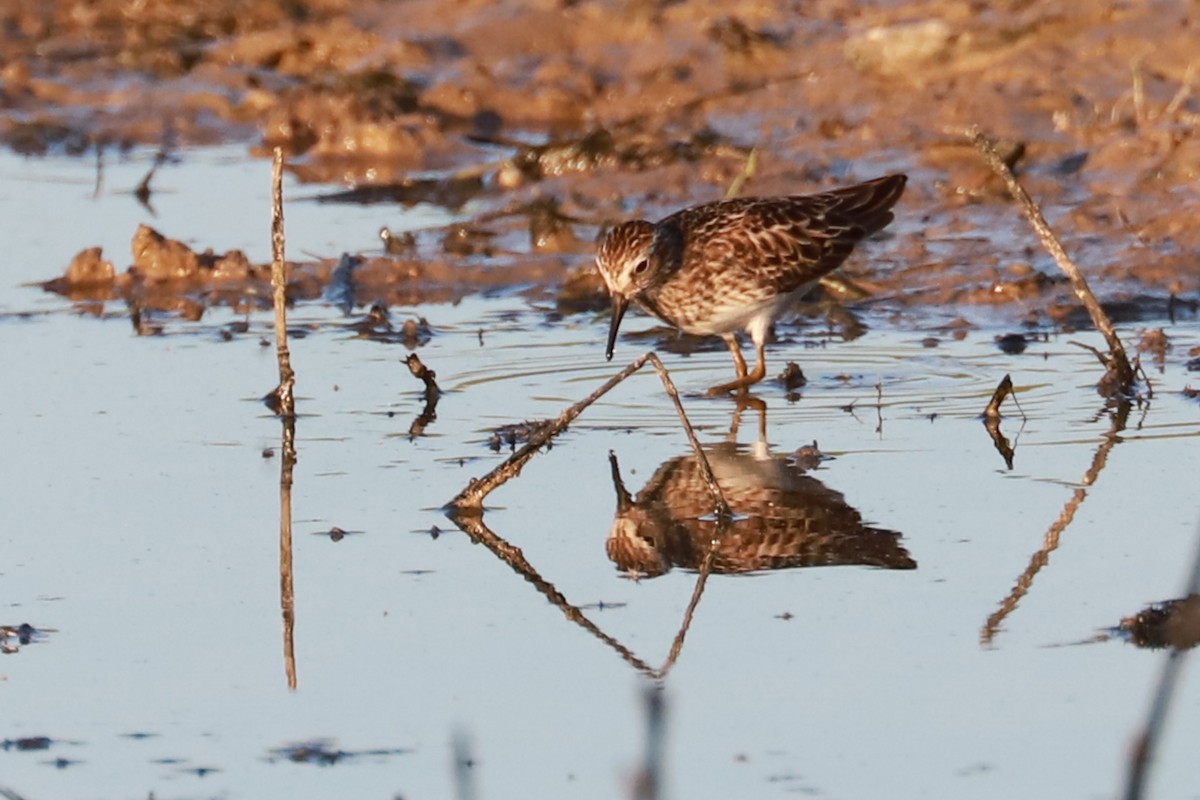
[970,128,1135,396]
[406,353,441,399]
[269,147,296,418]
[645,353,731,519]
[984,374,1014,419]
[446,353,730,518]
[982,374,1023,470]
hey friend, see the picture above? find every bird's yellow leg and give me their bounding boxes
[724,333,747,379]
[707,336,767,396]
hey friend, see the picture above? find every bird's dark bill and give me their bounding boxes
[605,294,628,361]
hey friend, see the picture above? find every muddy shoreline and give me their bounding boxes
[6,0,1199,324]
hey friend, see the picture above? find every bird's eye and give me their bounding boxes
[633,260,649,275]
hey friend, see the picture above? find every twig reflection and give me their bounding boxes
[279,416,298,690]
[982,401,1131,645]
[444,433,914,679]
[444,509,667,679]
[447,352,729,518]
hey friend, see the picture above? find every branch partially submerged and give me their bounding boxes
[405,353,441,399]
[267,147,296,418]
[983,374,1015,420]
[970,128,1136,397]
[445,353,730,519]
[982,374,1024,469]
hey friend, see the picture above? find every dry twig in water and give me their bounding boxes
[982,374,1024,469]
[404,353,441,439]
[446,353,730,518]
[970,128,1136,396]
[405,353,441,399]
[262,147,299,690]
[983,374,1018,420]
[266,147,296,418]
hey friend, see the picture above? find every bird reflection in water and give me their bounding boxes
[606,441,916,579]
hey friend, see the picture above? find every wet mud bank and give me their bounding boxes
[7,0,1200,328]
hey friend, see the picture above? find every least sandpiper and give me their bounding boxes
[596,174,906,395]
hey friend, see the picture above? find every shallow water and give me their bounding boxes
[3,149,1200,799]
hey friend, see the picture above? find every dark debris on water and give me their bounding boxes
[2,736,54,751]
[266,739,410,767]
[489,419,557,451]
[1114,595,1200,650]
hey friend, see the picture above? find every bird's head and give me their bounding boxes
[595,219,666,360]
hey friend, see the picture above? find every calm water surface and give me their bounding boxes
[2,149,1200,799]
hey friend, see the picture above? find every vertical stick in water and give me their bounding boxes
[270,146,295,418]
[269,147,298,689]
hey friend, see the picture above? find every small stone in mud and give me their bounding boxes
[351,304,433,347]
[316,526,362,542]
[844,20,954,76]
[994,333,1029,354]
[380,227,417,254]
[400,317,433,348]
[442,223,496,256]
[1137,328,1169,358]
[778,362,807,390]
[527,197,581,253]
[790,441,826,470]
[63,247,116,285]
[131,224,201,280]
[1117,596,1200,650]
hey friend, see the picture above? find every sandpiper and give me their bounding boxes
[596,174,906,395]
